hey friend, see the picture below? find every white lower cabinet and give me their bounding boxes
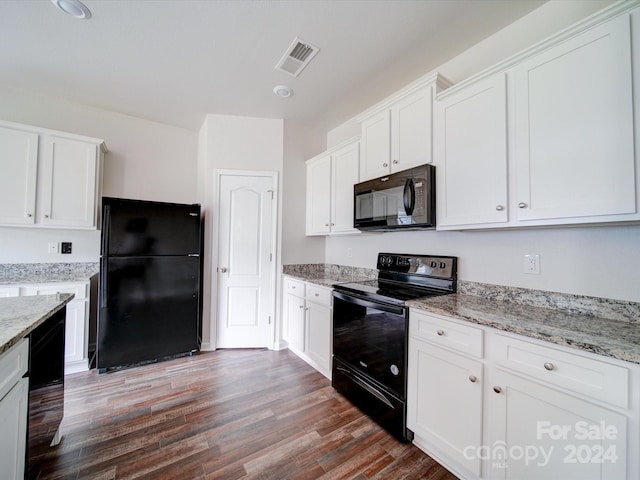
[408,309,639,480]
[486,368,627,480]
[408,338,484,477]
[282,276,332,379]
[0,339,29,480]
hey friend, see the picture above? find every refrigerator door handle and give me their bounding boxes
[187,254,200,257]
[99,261,107,309]
[101,205,111,256]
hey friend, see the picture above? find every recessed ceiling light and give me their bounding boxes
[273,85,293,98]
[51,0,92,19]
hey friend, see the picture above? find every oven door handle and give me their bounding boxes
[332,291,406,315]
[336,366,395,409]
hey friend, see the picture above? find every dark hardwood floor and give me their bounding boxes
[32,349,458,479]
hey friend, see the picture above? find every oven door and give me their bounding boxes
[332,290,408,399]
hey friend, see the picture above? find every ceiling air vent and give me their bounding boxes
[275,37,319,77]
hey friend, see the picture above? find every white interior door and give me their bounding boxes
[216,173,276,348]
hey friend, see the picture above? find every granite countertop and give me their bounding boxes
[0,294,75,355]
[0,262,99,285]
[407,294,640,365]
[283,272,363,288]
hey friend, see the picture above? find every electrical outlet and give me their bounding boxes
[524,254,540,275]
[61,242,72,254]
[48,242,58,254]
[347,248,353,258]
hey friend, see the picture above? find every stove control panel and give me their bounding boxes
[377,253,457,279]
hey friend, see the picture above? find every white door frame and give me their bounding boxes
[209,169,279,350]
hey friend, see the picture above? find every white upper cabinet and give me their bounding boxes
[360,110,391,181]
[306,154,332,235]
[306,137,360,236]
[435,74,508,228]
[433,3,640,230]
[513,13,636,223]
[41,135,99,228]
[330,141,360,233]
[358,74,451,182]
[0,127,38,225]
[0,121,105,230]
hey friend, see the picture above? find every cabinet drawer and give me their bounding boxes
[23,283,87,300]
[410,310,483,358]
[492,334,630,408]
[0,338,29,401]
[283,277,305,296]
[306,285,332,305]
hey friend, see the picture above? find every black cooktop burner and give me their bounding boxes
[333,253,458,306]
[334,279,450,304]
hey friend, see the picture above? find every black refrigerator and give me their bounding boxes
[97,197,203,372]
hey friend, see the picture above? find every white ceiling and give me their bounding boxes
[0,0,547,132]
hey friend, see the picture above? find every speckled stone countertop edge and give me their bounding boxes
[0,294,74,355]
[407,294,640,365]
[0,262,99,285]
[283,264,377,287]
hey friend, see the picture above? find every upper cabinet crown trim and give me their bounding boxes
[356,72,452,123]
[437,0,640,100]
[305,135,360,165]
[0,120,107,152]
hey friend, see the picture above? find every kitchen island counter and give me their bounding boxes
[0,294,74,355]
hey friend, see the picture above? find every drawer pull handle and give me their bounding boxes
[493,386,502,394]
[436,329,445,336]
[469,375,477,383]
[544,362,555,371]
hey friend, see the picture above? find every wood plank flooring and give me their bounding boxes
[31,349,458,480]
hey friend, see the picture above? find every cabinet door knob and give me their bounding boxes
[544,362,555,371]
[495,205,504,211]
[393,160,398,164]
[44,214,49,218]
[493,386,503,394]
[218,267,228,273]
[436,329,445,336]
[315,293,319,297]
[518,202,527,209]
[383,163,388,168]
[299,305,303,309]
[325,223,330,227]
[27,213,33,217]
[469,375,477,383]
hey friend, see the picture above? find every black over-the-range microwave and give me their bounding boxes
[354,164,435,231]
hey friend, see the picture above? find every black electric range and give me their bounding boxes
[331,253,458,442]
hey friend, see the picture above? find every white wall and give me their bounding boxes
[198,114,285,348]
[327,226,640,303]
[324,0,640,303]
[0,88,198,263]
[282,120,326,265]
[327,0,612,148]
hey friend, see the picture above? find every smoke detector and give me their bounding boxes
[51,0,92,19]
[273,85,293,98]
[275,37,319,77]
